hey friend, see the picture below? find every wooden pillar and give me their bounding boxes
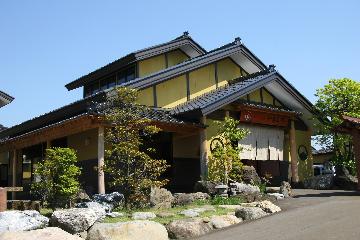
[11,149,17,200]
[352,130,360,191]
[289,120,299,183]
[98,126,105,194]
[199,116,208,179]
[46,140,51,149]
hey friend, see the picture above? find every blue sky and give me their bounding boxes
[0,1,359,127]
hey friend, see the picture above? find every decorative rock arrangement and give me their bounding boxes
[235,207,268,221]
[0,210,49,232]
[241,166,261,185]
[279,181,292,197]
[50,208,100,234]
[173,192,210,206]
[193,181,217,196]
[150,187,174,209]
[166,218,213,239]
[233,182,260,194]
[210,215,242,229]
[304,174,334,190]
[241,200,281,213]
[75,202,107,220]
[7,200,41,211]
[0,227,83,240]
[92,192,124,212]
[132,212,156,220]
[87,220,168,240]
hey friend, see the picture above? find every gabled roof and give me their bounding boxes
[171,69,278,115]
[0,91,14,108]
[65,32,206,91]
[170,67,316,119]
[124,38,267,90]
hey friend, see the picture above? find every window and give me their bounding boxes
[117,65,135,85]
[83,65,136,97]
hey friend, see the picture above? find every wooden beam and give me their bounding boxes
[0,115,101,152]
[11,149,16,200]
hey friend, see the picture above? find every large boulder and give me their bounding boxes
[0,227,82,240]
[241,166,261,185]
[193,181,217,196]
[267,193,285,200]
[75,189,91,203]
[92,192,124,212]
[234,182,260,194]
[87,221,168,240]
[241,200,281,214]
[173,192,210,206]
[279,181,292,197]
[235,207,268,221]
[210,215,241,229]
[304,175,334,190]
[150,187,174,209]
[50,208,99,234]
[75,202,106,220]
[166,218,213,239]
[334,166,358,190]
[0,210,49,232]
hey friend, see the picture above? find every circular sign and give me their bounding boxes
[298,145,308,161]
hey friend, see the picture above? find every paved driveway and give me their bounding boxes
[195,189,360,240]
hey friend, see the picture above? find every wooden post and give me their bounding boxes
[199,116,208,179]
[289,120,299,183]
[98,126,105,194]
[46,140,51,149]
[11,149,17,200]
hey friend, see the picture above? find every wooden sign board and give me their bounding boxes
[240,110,289,127]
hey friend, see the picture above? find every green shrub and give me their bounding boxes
[31,148,81,209]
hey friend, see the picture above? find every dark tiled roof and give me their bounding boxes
[0,124,6,132]
[171,69,279,115]
[141,108,191,125]
[65,32,206,91]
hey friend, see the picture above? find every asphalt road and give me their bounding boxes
[195,189,360,240]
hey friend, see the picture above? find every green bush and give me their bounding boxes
[31,148,81,209]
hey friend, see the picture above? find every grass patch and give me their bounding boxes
[40,208,53,218]
[103,198,240,225]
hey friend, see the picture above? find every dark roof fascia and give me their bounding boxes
[239,43,267,70]
[274,72,315,113]
[65,36,206,91]
[200,72,279,115]
[125,43,244,90]
[0,93,106,139]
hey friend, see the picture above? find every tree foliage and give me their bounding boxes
[31,148,81,209]
[208,117,249,184]
[314,78,360,174]
[94,87,169,209]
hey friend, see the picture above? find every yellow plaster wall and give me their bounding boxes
[295,130,313,181]
[262,89,274,105]
[189,65,216,99]
[138,54,166,77]
[137,87,154,106]
[67,128,98,161]
[248,89,261,102]
[157,75,187,108]
[167,50,189,67]
[217,58,241,87]
[205,118,222,157]
[173,133,199,158]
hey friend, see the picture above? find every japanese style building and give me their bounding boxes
[0,32,317,198]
